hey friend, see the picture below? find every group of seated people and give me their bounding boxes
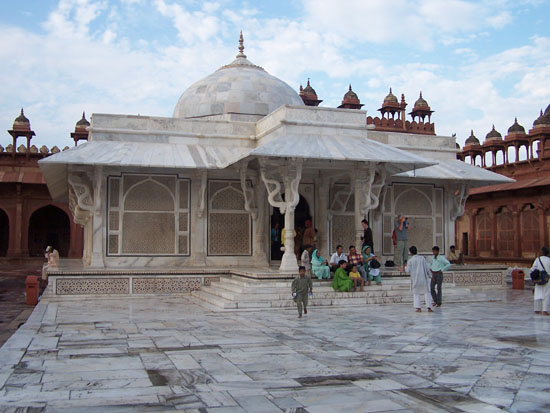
[301,244,382,292]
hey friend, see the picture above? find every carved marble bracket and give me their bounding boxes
[197,171,208,219]
[451,183,470,221]
[239,161,258,221]
[259,161,286,213]
[353,163,386,216]
[68,172,95,225]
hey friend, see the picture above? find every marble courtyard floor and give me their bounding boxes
[0,289,549,412]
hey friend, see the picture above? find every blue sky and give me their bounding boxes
[1,0,549,149]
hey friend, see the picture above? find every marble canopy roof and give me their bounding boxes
[394,159,515,187]
[39,105,512,202]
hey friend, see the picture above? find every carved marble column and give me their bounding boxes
[352,164,386,249]
[191,170,207,266]
[260,158,302,272]
[68,169,99,266]
[239,162,268,266]
[90,167,105,267]
[315,175,330,260]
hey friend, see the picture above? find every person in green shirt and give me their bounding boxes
[332,260,353,292]
[291,266,313,318]
[430,245,451,307]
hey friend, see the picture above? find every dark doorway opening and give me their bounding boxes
[270,195,311,261]
[0,209,8,256]
[28,205,70,257]
[462,232,469,256]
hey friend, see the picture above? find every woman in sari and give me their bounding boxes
[362,245,382,286]
[332,260,353,291]
[311,249,330,280]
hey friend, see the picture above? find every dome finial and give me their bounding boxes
[237,31,246,58]
[307,78,310,86]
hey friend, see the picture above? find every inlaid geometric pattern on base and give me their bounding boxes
[454,272,504,286]
[443,271,505,286]
[132,277,201,294]
[56,278,130,295]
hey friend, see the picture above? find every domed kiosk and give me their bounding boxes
[174,33,303,120]
[38,33,512,298]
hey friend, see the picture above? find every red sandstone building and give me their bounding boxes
[456,105,550,265]
[0,110,87,258]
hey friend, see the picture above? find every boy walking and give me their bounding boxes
[292,266,313,318]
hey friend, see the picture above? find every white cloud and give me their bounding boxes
[0,0,548,153]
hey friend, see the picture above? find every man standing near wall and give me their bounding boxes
[430,246,451,308]
[395,215,409,272]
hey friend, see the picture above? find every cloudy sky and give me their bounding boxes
[1,0,549,149]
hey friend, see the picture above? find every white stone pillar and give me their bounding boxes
[315,175,330,259]
[190,171,207,266]
[252,179,268,266]
[260,159,302,273]
[90,166,105,267]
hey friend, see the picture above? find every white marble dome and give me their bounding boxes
[173,39,304,119]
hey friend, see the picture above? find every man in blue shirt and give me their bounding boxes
[430,245,451,307]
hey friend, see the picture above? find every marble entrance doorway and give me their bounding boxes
[0,208,8,256]
[270,194,312,262]
[27,205,70,257]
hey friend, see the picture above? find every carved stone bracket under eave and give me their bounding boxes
[450,183,470,221]
[197,171,208,219]
[239,161,258,221]
[68,172,95,225]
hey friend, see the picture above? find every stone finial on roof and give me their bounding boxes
[13,108,31,131]
[485,125,502,141]
[384,88,398,105]
[414,91,429,109]
[299,78,322,106]
[465,130,480,146]
[338,84,363,109]
[507,117,525,134]
[76,111,90,129]
[237,31,246,58]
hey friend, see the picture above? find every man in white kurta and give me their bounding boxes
[42,246,59,281]
[530,247,550,315]
[406,246,433,312]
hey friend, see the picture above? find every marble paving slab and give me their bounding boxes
[0,290,548,412]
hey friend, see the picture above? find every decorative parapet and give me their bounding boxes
[0,143,70,156]
[366,116,435,135]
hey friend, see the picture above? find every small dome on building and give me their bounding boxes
[383,88,398,105]
[301,79,317,96]
[173,33,304,119]
[465,130,480,146]
[507,117,525,134]
[13,108,31,131]
[485,125,502,141]
[344,84,358,101]
[338,85,364,109]
[75,112,90,130]
[413,92,429,109]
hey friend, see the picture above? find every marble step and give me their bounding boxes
[220,275,410,288]
[196,281,480,304]
[213,279,411,295]
[191,287,493,309]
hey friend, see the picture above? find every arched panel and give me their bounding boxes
[521,205,539,254]
[496,207,514,255]
[124,180,174,211]
[395,188,432,216]
[476,211,491,253]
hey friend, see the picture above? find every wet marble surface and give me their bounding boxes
[0,289,548,412]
